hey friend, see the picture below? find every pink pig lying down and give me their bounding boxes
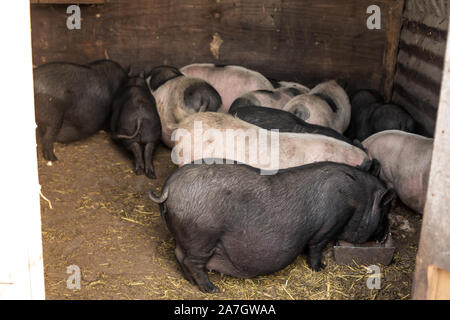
[171,112,371,173]
[146,66,226,148]
[282,80,351,134]
[362,130,433,214]
[180,63,275,111]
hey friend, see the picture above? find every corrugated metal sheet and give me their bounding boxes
[392,0,449,137]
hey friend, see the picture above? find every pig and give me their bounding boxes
[277,81,310,94]
[146,65,224,148]
[268,79,311,95]
[110,73,161,178]
[228,84,309,114]
[171,112,372,172]
[180,63,275,111]
[149,161,395,293]
[362,130,433,214]
[346,90,416,141]
[34,59,127,161]
[282,80,351,133]
[230,105,361,148]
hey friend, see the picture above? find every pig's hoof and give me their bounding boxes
[146,171,156,179]
[43,151,57,162]
[199,282,220,294]
[309,262,326,272]
[135,168,144,175]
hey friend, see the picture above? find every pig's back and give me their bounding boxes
[163,161,373,276]
[181,64,274,110]
[34,63,103,97]
[280,132,368,169]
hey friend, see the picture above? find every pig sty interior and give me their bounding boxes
[30,0,449,300]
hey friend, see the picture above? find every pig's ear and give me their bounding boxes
[148,66,182,91]
[380,188,396,207]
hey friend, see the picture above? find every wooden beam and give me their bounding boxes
[427,266,450,300]
[30,0,105,4]
[413,19,450,300]
[381,0,404,101]
[0,0,45,300]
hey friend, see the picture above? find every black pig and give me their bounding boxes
[34,59,126,161]
[346,90,416,141]
[110,73,161,178]
[149,161,395,293]
[231,105,363,148]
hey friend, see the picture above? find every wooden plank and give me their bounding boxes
[381,0,404,101]
[30,0,402,94]
[391,87,437,137]
[0,0,45,300]
[427,266,450,300]
[413,19,450,300]
[30,0,104,4]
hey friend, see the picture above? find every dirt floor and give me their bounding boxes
[37,131,422,300]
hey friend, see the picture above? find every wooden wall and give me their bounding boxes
[30,0,403,98]
[413,19,450,299]
[392,0,449,137]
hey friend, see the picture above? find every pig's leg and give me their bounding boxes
[172,222,220,292]
[129,142,145,175]
[307,220,347,271]
[178,236,219,293]
[307,239,329,271]
[41,121,62,162]
[37,100,64,162]
[143,143,157,179]
[174,244,195,284]
[183,254,219,293]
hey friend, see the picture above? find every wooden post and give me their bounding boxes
[382,0,404,102]
[0,1,45,299]
[413,19,450,300]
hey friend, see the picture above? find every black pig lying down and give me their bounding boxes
[230,105,362,149]
[34,59,127,161]
[110,74,161,178]
[346,89,416,141]
[149,161,395,293]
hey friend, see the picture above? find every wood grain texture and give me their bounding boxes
[31,1,104,4]
[30,0,402,96]
[392,1,448,137]
[413,20,450,299]
[381,0,404,101]
[426,266,450,300]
